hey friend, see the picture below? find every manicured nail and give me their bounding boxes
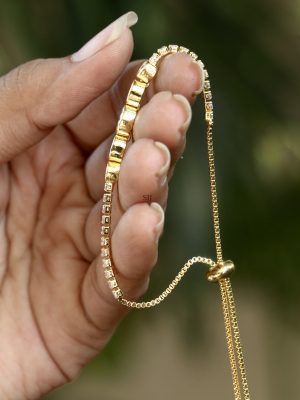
[150,202,165,243]
[193,60,205,95]
[173,94,192,134]
[154,141,171,186]
[71,11,138,62]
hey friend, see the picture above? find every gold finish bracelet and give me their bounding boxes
[100,44,251,400]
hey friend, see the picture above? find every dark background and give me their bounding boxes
[1,1,300,399]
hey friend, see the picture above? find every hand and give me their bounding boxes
[0,11,203,399]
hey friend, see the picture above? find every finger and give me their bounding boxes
[85,139,170,257]
[0,11,137,163]
[67,51,203,150]
[81,202,164,330]
[134,91,191,163]
[85,91,190,202]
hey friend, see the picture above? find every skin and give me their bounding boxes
[0,29,202,399]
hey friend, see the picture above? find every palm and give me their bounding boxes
[1,125,104,392]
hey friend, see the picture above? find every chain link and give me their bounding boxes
[119,256,216,308]
[219,279,242,400]
[205,76,251,399]
[225,279,251,400]
[207,124,223,264]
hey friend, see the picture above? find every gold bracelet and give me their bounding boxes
[100,45,251,400]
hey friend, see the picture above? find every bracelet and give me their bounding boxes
[100,44,251,400]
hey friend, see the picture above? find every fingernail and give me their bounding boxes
[150,202,165,242]
[193,60,205,95]
[173,94,192,134]
[154,141,171,186]
[71,11,138,62]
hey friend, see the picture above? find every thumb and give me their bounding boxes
[0,11,138,163]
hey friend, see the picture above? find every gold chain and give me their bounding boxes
[120,256,216,308]
[100,44,251,400]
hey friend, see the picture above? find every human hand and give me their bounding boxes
[0,11,203,399]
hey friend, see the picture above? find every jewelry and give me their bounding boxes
[100,44,251,400]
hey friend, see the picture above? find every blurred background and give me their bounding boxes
[1,0,300,399]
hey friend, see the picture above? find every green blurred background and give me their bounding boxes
[1,0,300,399]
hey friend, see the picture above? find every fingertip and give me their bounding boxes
[155,52,202,100]
[112,202,162,280]
[134,91,191,144]
[71,12,138,63]
[150,201,165,243]
[173,94,192,133]
[118,138,168,209]
[192,60,205,95]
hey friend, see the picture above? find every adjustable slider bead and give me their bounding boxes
[206,260,235,282]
